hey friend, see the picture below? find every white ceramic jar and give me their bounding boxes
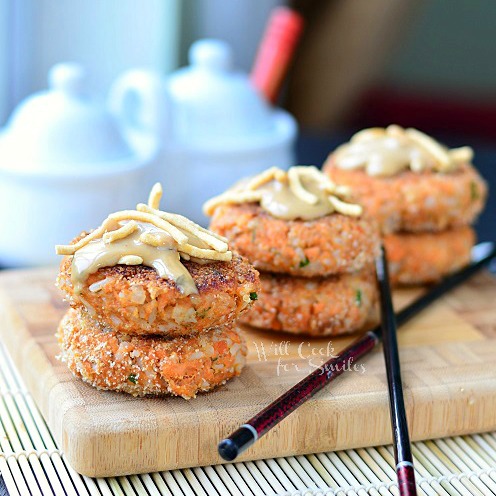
[0,63,157,267]
[110,39,297,225]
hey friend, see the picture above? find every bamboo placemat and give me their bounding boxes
[1,341,495,496]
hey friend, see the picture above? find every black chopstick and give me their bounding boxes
[376,247,417,495]
[218,241,495,463]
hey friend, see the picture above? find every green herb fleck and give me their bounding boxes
[250,292,258,301]
[355,289,362,306]
[470,181,479,201]
[128,374,138,384]
[299,256,310,268]
[197,306,211,319]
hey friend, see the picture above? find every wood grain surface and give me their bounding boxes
[0,267,495,477]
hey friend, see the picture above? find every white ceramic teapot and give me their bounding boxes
[0,63,157,267]
[110,39,297,225]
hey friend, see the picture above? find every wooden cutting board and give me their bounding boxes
[0,267,495,477]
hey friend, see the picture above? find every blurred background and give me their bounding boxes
[0,0,494,265]
[2,0,496,139]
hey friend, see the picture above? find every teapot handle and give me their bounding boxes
[108,69,170,151]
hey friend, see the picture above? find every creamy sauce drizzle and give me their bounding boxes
[257,178,334,220]
[72,222,199,295]
[335,136,429,176]
[333,126,473,177]
[204,166,362,221]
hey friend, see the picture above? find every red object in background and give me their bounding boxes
[355,87,496,141]
[251,7,304,104]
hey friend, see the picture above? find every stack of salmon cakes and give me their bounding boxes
[324,126,488,285]
[55,184,260,399]
[205,166,381,336]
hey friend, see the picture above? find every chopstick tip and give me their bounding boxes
[218,438,239,462]
[218,425,257,462]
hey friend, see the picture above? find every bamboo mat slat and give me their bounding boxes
[0,342,496,496]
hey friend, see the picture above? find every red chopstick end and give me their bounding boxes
[251,7,305,103]
[397,464,417,496]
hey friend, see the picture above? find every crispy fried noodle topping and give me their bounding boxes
[333,125,474,177]
[203,166,362,221]
[55,183,232,295]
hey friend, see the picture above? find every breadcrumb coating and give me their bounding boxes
[209,203,380,277]
[240,269,376,336]
[384,226,475,285]
[57,237,260,337]
[324,161,487,234]
[57,308,247,399]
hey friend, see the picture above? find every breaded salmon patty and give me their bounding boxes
[57,308,247,399]
[324,161,487,234]
[240,270,376,336]
[384,226,475,286]
[57,246,260,337]
[209,203,380,277]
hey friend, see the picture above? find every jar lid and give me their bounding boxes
[167,39,293,149]
[0,63,136,174]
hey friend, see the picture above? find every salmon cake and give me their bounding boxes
[384,226,475,285]
[324,126,487,234]
[325,162,487,234]
[240,270,376,336]
[205,167,380,277]
[56,183,260,337]
[57,249,260,337]
[209,204,379,277]
[57,308,247,399]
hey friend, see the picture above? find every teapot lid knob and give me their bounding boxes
[48,62,86,98]
[189,39,232,72]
